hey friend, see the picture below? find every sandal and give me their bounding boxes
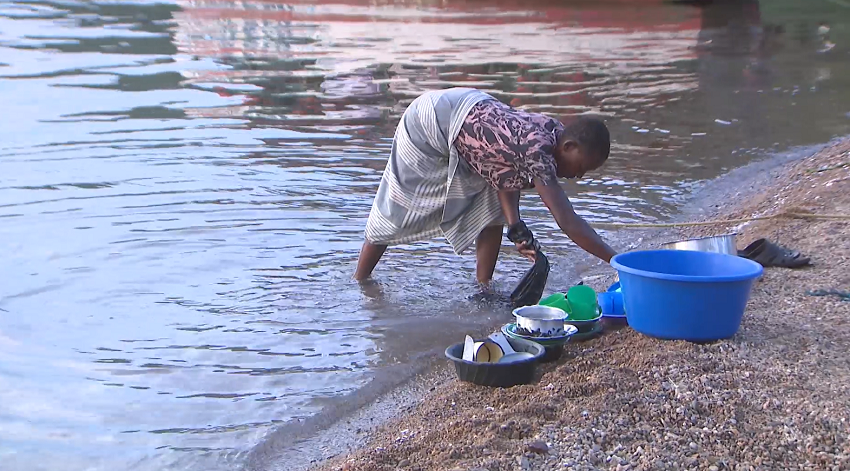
[737,238,811,268]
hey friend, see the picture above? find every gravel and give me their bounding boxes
[317,140,850,471]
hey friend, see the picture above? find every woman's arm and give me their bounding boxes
[497,190,521,225]
[534,179,617,263]
[497,190,536,261]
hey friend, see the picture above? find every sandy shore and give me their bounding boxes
[312,139,850,471]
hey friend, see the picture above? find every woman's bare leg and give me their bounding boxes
[354,241,387,280]
[475,225,504,284]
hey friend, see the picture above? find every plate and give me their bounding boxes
[566,305,603,323]
[498,352,536,363]
[501,323,577,346]
[570,320,604,341]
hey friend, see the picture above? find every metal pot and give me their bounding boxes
[660,233,737,255]
[512,305,568,338]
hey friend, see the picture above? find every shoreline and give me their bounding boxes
[313,137,849,471]
[261,137,848,471]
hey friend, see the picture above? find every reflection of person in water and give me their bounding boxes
[692,0,773,137]
[694,0,787,86]
[353,87,617,284]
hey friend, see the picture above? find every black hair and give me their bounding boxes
[560,116,611,162]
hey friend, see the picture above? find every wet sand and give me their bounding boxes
[306,138,850,471]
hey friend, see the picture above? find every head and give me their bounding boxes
[553,117,611,179]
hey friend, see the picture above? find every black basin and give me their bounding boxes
[445,336,545,388]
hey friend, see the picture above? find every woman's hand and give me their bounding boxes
[498,191,538,261]
[507,220,540,262]
[514,240,537,262]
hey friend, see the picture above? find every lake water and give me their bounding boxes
[0,0,848,470]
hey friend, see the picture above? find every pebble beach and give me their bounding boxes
[312,139,850,471]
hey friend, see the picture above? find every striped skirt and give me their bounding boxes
[364,88,505,255]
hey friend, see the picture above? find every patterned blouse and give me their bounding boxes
[454,99,563,191]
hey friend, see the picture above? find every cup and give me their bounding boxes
[539,292,571,315]
[598,291,624,316]
[487,331,516,355]
[473,340,504,362]
[566,285,600,320]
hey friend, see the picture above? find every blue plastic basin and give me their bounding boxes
[610,250,763,342]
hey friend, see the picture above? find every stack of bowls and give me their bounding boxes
[539,285,603,339]
[598,281,627,327]
[502,305,578,362]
